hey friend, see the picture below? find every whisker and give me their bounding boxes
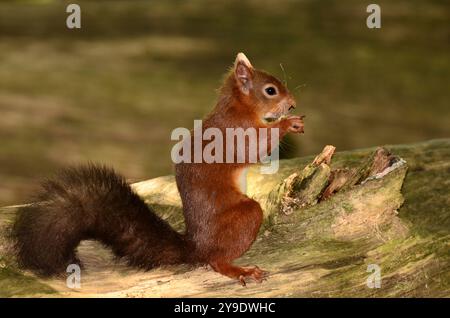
[279,138,294,151]
[279,63,288,87]
[294,83,307,91]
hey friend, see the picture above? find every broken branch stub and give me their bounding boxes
[339,147,398,191]
[266,145,408,221]
[266,145,335,217]
[312,145,336,165]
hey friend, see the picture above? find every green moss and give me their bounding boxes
[0,265,56,297]
[342,202,354,213]
[0,139,448,297]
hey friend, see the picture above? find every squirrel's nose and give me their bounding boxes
[285,97,296,112]
[287,97,296,111]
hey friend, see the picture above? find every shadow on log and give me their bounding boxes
[0,139,449,297]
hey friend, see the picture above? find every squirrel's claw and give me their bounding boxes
[237,266,268,286]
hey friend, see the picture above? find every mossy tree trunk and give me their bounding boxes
[0,139,449,297]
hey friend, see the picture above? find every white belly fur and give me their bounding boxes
[237,168,248,194]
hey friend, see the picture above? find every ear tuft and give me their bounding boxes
[234,52,253,69]
[234,53,253,95]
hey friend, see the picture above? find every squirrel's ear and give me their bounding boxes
[234,53,254,95]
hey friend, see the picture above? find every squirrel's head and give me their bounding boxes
[222,52,297,123]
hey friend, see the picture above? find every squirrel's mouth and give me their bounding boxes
[263,113,284,123]
[263,100,296,123]
[263,108,291,123]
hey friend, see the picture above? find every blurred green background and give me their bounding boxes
[0,0,448,205]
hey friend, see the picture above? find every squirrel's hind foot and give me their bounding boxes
[238,266,268,286]
[210,261,268,286]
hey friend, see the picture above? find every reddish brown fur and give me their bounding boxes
[175,53,304,283]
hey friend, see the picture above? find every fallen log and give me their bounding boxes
[0,139,449,297]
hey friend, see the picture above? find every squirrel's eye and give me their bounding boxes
[265,86,277,96]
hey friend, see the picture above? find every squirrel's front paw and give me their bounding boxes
[284,115,305,134]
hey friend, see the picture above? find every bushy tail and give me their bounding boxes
[11,164,189,276]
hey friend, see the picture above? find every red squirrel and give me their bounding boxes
[12,53,304,285]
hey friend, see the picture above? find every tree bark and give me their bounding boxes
[0,139,449,297]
